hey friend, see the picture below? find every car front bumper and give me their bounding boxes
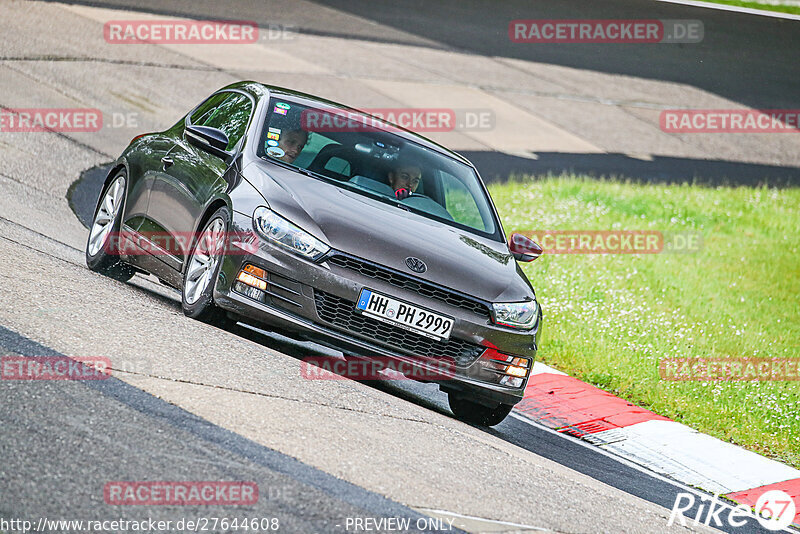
[213,211,542,407]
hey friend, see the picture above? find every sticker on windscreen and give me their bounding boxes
[266,146,285,158]
[276,103,291,110]
[266,139,279,147]
[267,132,280,141]
[273,106,288,115]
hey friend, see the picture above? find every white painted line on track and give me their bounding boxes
[510,412,718,496]
[593,420,800,495]
[508,412,800,532]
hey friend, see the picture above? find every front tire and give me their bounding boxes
[181,207,235,329]
[448,394,513,427]
[85,171,135,282]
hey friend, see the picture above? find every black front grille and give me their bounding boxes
[313,290,485,368]
[326,253,491,319]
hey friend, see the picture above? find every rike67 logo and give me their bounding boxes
[669,489,796,531]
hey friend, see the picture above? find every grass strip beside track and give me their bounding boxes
[490,175,800,468]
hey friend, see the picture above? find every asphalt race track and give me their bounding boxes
[1,1,798,533]
[0,327,450,533]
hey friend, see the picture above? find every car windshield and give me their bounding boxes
[257,97,500,239]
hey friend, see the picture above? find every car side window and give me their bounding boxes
[195,93,253,151]
[189,93,229,125]
[440,170,485,230]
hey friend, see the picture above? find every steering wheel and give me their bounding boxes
[404,192,432,200]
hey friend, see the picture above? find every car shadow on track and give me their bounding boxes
[232,323,457,419]
[126,275,184,311]
[110,272,458,419]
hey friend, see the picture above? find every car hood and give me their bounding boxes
[240,161,534,303]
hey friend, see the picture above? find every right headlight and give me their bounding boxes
[253,206,330,261]
[492,300,539,330]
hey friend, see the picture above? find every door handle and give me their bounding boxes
[161,156,174,169]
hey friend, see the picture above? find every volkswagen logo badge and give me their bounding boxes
[405,257,427,273]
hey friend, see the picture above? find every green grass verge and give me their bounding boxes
[489,175,800,468]
[696,0,800,15]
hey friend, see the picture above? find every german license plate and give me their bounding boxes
[356,288,453,341]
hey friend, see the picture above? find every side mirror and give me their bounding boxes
[185,125,230,158]
[509,233,542,262]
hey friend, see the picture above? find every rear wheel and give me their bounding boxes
[448,393,513,427]
[85,171,135,282]
[181,207,235,329]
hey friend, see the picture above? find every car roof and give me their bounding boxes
[218,81,473,167]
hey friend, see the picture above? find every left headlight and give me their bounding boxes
[253,206,330,261]
[492,300,539,330]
